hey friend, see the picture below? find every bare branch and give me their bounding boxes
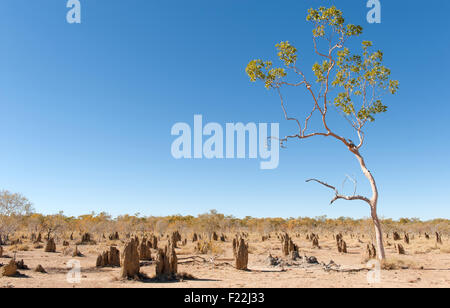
[276,87,302,134]
[306,178,370,205]
[342,174,358,196]
[269,135,299,148]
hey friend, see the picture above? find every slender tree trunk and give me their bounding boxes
[354,151,386,261]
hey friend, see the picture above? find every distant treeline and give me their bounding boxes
[1,210,448,239]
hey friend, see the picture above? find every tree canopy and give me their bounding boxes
[246,6,399,144]
[0,190,34,216]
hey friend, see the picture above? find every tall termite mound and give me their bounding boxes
[212,232,219,241]
[133,235,140,247]
[233,237,248,270]
[436,232,443,245]
[97,246,121,267]
[120,239,140,279]
[155,241,178,280]
[396,243,405,255]
[192,233,198,242]
[336,233,347,253]
[310,233,320,249]
[149,234,158,249]
[139,238,152,261]
[171,231,181,248]
[404,233,410,244]
[45,238,56,253]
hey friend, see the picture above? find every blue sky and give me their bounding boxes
[0,0,449,220]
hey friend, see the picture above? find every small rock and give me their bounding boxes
[34,265,46,273]
[15,260,28,270]
[267,254,281,266]
[305,256,318,264]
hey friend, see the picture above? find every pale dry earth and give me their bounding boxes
[1,234,449,288]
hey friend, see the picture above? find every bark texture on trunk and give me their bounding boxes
[354,151,386,261]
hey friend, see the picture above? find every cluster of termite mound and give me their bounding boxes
[387,231,444,255]
[155,241,178,280]
[0,257,46,278]
[108,232,120,241]
[280,233,299,259]
[96,246,121,267]
[308,233,320,249]
[261,234,270,242]
[77,233,97,245]
[2,228,448,284]
[211,232,227,242]
[94,235,181,281]
[365,243,377,260]
[137,237,152,261]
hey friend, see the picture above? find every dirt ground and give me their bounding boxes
[1,234,449,288]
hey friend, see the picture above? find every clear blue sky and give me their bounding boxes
[0,0,449,220]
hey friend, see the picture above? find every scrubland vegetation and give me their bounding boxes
[1,191,449,288]
[1,209,449,244]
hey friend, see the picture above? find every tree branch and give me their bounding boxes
[306,178,371,205]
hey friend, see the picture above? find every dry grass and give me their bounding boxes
[413,248,432,255]
[193,240,224,255]
[439,245,450,254]
[382,257,421,270]
[10,244,30,252]
[0,229,449,288]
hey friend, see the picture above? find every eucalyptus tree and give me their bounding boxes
[0,190,34,242]
[245,6,399,260]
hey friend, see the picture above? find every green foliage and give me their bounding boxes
[245,59,286,89]
[4,210,449,236]
[0,190,34,216]
[333,41,398,121]
[276,41,297,66]
[306,6,362,38]
[312,60,331,83]
[245,5,399,127]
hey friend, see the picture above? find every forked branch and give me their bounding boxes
[306,179,370,205]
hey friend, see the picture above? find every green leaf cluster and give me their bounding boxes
[245,59,286,89]
[306,6,362,38]
[245,6,399,125]
[333,41,399,121]
[276,41,298,66]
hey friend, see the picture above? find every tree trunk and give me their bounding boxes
[354,151,386,261]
